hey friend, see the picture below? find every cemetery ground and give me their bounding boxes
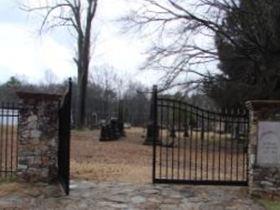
[0,127,278,209]
[70,127,152,183]
[71,127,248,183]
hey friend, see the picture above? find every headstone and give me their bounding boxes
[257,121,280,166]
[169,127,176,138]
[183,123,189,137]
[143,123,159,145]
[233,125,240,140]
[100,125,110,141]
[99,118,124,141]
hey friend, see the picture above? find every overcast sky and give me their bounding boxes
[0,0,160,86]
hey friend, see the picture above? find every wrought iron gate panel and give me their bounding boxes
[0,102,19,178]
[152,87,249,186]
[58,78,72,195]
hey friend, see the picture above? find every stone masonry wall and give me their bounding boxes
[17,92,61,183]
[246,101,280,199]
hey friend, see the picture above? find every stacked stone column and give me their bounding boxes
[246,100,280,199]
[16,92,61,183]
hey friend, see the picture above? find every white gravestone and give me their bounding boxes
[257,121,280,166]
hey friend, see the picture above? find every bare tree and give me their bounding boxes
[122,0,277,91]
[22,0,99,128]
[43,69,58,85]
[90,66,123,115]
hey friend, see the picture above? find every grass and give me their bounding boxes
[70,128,152,183]
[0,182,23,197]
[0,175,17,183]
[0,176,21,197]
[259,199,280,210]
[71,128,248,183]
[71,160,151,183]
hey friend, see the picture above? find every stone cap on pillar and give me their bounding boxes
[246,100,280,121]
[246,100,280,111]
[17,91,62,104]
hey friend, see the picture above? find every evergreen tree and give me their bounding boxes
[203,0,280,108]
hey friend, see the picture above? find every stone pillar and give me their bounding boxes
[16,92,61,183]
[246,100,280,199]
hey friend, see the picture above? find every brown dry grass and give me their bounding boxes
[70,127,152,184]
[0,182,23,197]
[70,127,247,184]
[0,180,63,209]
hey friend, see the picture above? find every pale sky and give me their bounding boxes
[0,0,160,86]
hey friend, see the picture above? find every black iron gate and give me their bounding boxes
[151,86,249,186]
[0,102,19,178]
[58,78,72,195]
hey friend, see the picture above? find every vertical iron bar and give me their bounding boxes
[171,100,175,180]
[5,102,9,177]
[212,112,216,180]
[16,104,19,173]
[10,103,14,175]
[236,109,240,181]
[177,101,181,179]
[166,101,169,179]
[189,106,193,179]
[195,107,198,180]
[230,109,234,181]
[242,110,246,181]
[183,104,187,179]
[0,102,3,174]
[224,109,228,181]
[246,110,250,183]
[218,109,222,181]
[66,78,72,195]
[200,110,204,180]
[152,85,158,183]
[159,99,163,179]
[206,110,210,180]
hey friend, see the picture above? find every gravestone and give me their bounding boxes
[257,122,280,166]
[169,127,176,138]
[144,123,159,145]
[99,118,123,141]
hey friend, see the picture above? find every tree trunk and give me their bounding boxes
[76,64,89,129]
[74,0,97,129]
